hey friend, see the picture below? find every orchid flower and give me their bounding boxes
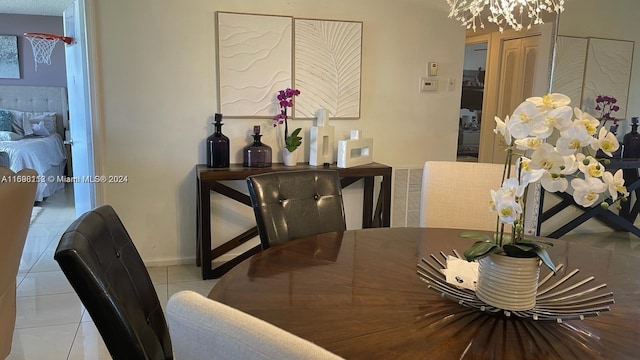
[603,169,628,201]
[571,177,608,207]
[494,115,512,145]
[540,172,569,193]
[519,157,544,185]
[514,137,543,151]
[508,101,538,139]
[574,107,600,136]
[529,143,564,173]
[577,155,605,178]
[531,105,573,138]
[592,127,620,157]
[561,154,580,175]
[490,189,522,225]
[501,177,526,198]
[556,123,592,156]
[526,93,571,111]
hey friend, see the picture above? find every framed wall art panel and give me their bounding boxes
[0,35,20,79]
[551,36,588,107]
[216,12,292,117]
[294,19,362,119]
[581,38,634,120]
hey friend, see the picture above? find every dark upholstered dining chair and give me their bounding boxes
[246,170,347,249]
[54,205,172,360]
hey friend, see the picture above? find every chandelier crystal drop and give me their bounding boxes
[446,0,566,32]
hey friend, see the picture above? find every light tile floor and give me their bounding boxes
[9,186,218,360]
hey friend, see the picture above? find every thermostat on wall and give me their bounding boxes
[420,77,438,93]
[428,62,438,76]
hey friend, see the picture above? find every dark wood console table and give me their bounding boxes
[196,162,392,279]
[539,158,640,238]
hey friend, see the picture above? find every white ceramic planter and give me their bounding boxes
[476,254,540,311]
[283,148,299,166]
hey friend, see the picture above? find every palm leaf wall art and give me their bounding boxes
[294,19,362,119]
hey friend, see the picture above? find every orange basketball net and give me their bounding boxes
[23,33,73,71]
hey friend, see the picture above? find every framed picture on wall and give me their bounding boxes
[216,12,293,117]
[0,35,20,79]
[294,19,362,119]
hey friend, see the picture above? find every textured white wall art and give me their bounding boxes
[216,12,292,117]
[309,108,335,165]
[337,130,373,168]
[551,36,588,107]
[581,38,634,119]
[294,19,362,119]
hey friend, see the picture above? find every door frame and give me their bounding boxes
[65,0,103,210]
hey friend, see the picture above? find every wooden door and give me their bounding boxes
[490,35,541,164]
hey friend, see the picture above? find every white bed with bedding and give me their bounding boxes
[0,86,69,202]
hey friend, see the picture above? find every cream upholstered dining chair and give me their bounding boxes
[420,161,504,232]
[0,167,38,359]
[166,290,344,360]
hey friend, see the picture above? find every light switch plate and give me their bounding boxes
[447,77,455,91]
[420,77,438,93]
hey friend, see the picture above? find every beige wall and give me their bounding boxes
[92,0,466,263]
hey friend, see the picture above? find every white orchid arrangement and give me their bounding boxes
[463,93,628,272]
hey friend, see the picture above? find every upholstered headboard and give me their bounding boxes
[0,85,69,139]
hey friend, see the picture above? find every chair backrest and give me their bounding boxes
[166,290,344,360]
[247,170,346,249]
[54,205,172,360]
[0,167,37,359]
[420,161,504,232]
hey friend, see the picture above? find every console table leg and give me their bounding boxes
[363,177,374,228]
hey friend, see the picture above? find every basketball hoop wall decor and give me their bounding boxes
[23,33,73,71]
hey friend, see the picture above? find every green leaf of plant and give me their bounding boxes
[503,243,538,258]
[285,127,302,152]
[503,244,557,273]
[519,238,554,248]
[463,241,501,261]
[533,248,557,274]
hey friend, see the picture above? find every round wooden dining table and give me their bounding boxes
[208,227,639,360]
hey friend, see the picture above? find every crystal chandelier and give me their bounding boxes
[446,0,566,32]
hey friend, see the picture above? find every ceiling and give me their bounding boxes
[0,0,74,16]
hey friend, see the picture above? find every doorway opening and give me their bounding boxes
[457,41,487,162]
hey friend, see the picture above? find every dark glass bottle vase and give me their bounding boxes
[623,117,640,159]
[243,126,272,167]
[206,113,230,168]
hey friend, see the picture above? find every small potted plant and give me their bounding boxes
[273,88,301,166]
[463,93,628,311]
[595,95,620,133]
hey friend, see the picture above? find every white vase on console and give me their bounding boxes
[283,148,299,166]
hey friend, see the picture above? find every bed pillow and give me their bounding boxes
[27,112,57,135]
[31,121,51,136]
[0,110,13,132]
[0,131,24,141]
[2,109,33,137]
